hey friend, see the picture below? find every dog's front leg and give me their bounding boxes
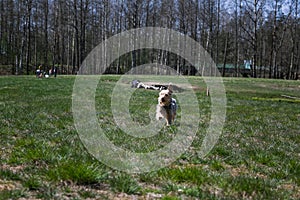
[166,110,172,126]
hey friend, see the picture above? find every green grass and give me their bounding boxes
[0,75,299,199]
[109,173,141,194]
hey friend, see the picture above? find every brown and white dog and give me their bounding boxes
[155,84,177,126]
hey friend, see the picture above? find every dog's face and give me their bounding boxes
[158,88,173,107]
[156,84,177,126]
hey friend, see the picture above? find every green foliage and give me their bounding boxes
[23,176,41,191]
[0,190,27,200]
[109,173,141,194]
[0,169,22,181]
[159,166,209,185]
[161,196,181,200]
[46,162,106,185]
[78,190,97,199]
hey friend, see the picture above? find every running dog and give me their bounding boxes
[155,84,177,126]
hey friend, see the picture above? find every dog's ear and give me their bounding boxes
[168,83,173,93]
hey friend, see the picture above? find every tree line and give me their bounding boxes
[0,0,299,79]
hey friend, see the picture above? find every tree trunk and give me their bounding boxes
[25,0,32,75]
[222,32,229,77]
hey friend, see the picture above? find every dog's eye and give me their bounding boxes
[165,94,169,97]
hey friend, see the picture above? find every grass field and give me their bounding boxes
[0,75,299,199]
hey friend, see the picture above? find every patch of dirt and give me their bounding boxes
[48,182,164,200]
[0,179,21,191]
[1,164,26,173]
[278,183,300,199]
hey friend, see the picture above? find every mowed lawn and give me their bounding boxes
[0,75,299,199]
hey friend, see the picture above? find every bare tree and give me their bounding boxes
[1,0,300,78]
[240,0,266,78]
[267,0,292,78]
[234,0,242,76]
[288,0,299,79]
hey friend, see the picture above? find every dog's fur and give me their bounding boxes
[155,84,177,126]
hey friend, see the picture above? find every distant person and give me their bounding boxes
[36,65,43,78]
[53,66,57,78]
